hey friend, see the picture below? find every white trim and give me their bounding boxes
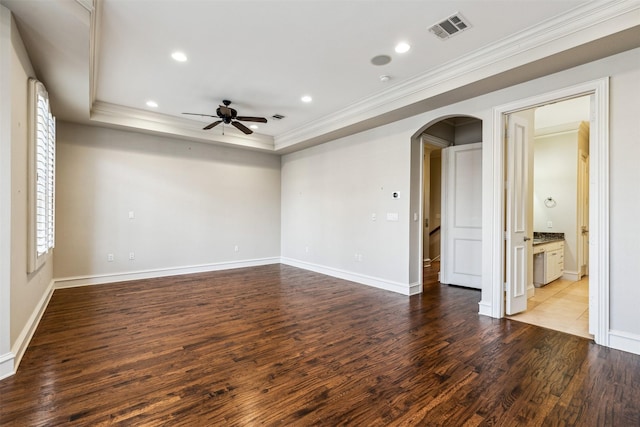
[486,107,506,318]
[421,133,450,148]
[561,271,581,282]
[90,101,275,152]
[275,2,638,151]
[489,78,609,347]
[55,257,280,289]
[609,330,640,356]
[11,279,55,372]
[0,351,14,381]
[281,257,419,296]
[478,301,492,317]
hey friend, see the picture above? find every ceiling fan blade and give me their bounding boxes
[203,120,222,130]
[183,113,218,118]
[236,116,268,123]
[231,121,252,134]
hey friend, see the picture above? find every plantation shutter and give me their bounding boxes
[28,79,55,272]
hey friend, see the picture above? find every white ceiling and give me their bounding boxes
[2,0,640,153]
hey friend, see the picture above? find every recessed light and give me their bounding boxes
[249,124,258,130]
[171,51,187,62]
[301,95,312,103]
[146,100,158,108]
[395,42,411,53]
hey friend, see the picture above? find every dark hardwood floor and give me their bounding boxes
[1,263,639,426]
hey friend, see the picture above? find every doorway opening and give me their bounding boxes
[505,95,591,338]
[418,116,483,290]
[494,78,609,346]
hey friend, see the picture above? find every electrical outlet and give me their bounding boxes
[547,221,553,228]
[234,245,239,252]
[107,253,114,262]
[129,252,135,260]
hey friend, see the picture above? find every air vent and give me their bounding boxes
[429,13,471,40]
[272,114,285,120]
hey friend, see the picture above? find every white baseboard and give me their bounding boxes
[281,257,414,295]
[0,351,14,381]
[608,330,640,356]
[527,284,535,298]
[408,282,422,295]
[478,300,493,317]
[55,257,280,289]
[11,279,55,373]
[562,270,581,282]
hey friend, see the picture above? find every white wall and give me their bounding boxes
[534,128,580,275]
[54,122,281,282]
[533,122,589,278]
[281,119,415,294]
[0,8,54,379]
[281,47,640,343]
[608,51,640,337]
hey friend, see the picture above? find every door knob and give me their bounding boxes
[523,236,531,241]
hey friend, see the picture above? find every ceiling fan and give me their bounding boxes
[183,100,267,135]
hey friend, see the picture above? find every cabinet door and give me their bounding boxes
[546,250,558,283]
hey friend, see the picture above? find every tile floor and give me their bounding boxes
[508,276,591,339]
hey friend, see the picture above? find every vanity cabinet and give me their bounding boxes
[533,241,564,286]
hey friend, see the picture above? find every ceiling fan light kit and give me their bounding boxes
[183,100,267,135]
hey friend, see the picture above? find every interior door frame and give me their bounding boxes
[418,134,450,273]
[489,78,609,345]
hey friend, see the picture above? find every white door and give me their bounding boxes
[505,114,533,315]
[440,143,482,289]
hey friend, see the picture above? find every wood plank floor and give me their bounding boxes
[1,263,639,426]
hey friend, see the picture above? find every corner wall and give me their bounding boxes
[1,7,54,379]
[281,120,416,294]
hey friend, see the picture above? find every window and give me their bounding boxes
[27,78,55,273]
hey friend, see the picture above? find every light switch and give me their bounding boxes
[128,211,135,219]
[386,212,399,221]
[371,213,377,221]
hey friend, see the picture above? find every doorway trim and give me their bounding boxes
[489,78,609,346]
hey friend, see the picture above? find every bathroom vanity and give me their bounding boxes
[533,233,565,287]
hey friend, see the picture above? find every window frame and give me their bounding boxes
[27,78,55,273]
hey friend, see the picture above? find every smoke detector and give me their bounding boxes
[429,13,471,40]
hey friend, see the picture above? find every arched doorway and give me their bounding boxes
[409,115,483,292]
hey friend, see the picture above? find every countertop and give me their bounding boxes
[532,232,565,246]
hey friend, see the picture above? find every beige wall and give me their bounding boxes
[54,122,281,280]
[534,125,583,275]
[283,48,640,337]
[1,10,54,360]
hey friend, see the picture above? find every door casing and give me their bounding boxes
[488,78,609,345]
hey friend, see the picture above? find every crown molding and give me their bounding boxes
[275,0,640,151]
[88,1,638,153]
[91,101,275,152]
